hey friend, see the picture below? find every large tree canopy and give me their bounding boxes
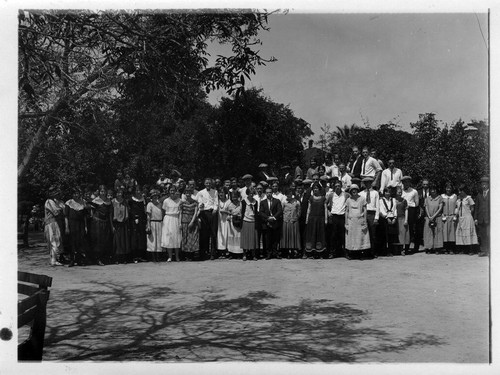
[18,9,277,180]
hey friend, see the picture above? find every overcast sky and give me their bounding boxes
[208,12,488,140]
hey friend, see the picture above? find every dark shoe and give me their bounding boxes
[98,260,105,266]
[68,260,75,267]
[478,252,488,257]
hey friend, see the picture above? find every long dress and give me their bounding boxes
[44,198,65,261]
[305,195,326,252]
[281,199,301,249]
[129,196,147,258]
[65,199,87,257]
[455,196,479,245]
[112,198,130,256]
[423,195,444,250]
[90,198,112,259]
[180,200,199,253]
[441,193,457,243]
[161,197,181,249]
[227,202,242,254]
[146,201,164,252]
[240,199,259,250]
[395,198,409,245]
[345,195,371,251]
[217,199,231,250]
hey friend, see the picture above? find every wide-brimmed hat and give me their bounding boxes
[267,176,278,182]
[242,174,253,180]
[480,176,489,183]
[401,175,412,181]
[362,177,374,183]
[258,163,268,168]
[303,178,312,185]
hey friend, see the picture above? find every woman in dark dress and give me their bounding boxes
[379,187,399,256]
[64,187,88,267]
[305,183,328,258]
[112,189,130,263]
[129,185,147,263]
[90,185,113,265]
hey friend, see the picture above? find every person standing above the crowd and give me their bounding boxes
[305,183,328,258]
[90,185,113,266]
[170,169,182,187]
[196,178,219,260]
[112,189,130,264]
[45,186,66,266]
[345,184,371,260]
[455,184,478,255]
[359,177,380,258]
[240,186,259,261]
[474,177,490,257]
[379,159,403,196]
[239,174,254,200]
[338,163,352,192]
[156,171,171,186]
[401,176,419,255]
[379,187,399,256]
[122,170,138,199]
[327,180,349,258]
[161,185,182,262]
[347,146,363,179]
[217,188,231,258]
[323,154,336,178]
[258,163,274,182]
[281,188,301,259]
[423,185,444,254]
[114,170,124,192]
[306,159,319,180]
[64,187,88,267]
[441,182,457,254]
[227,191,242,259]
[180,186,199,261]
[129,185,147,263]
[146,189,164,262]
[360,147,382,183]
[395,186,409,255]
[293,160,303,181]
[260,186,284,259]
[281,165,294,187]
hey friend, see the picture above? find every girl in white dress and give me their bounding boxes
[146,189,165,261]
[217,188,231,257]
[161,186,182,262]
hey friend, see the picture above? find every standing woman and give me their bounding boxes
[44,186,66,266]
[90,186,113,265]
[305,183,328,258]
[146,189,164,262]
[180,186,200,261]
[379,187,399,256]
[217,188,231,258]
[345,184,371,259]
[64,187,88,267]
[441,182,458,254]
[240,186,259,261]
[112,189,130,263]
[129,185,147,263]
[395,186,409,255]
[161,185,182,262]
[423,185,444,254]
[281,188,301,259]
[227,191,242,258]
[455,184,479,254]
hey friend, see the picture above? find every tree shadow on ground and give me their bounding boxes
[43,282,445,362]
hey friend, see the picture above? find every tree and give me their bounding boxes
[18,10,277,180]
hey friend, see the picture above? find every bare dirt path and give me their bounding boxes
[18,233,489,363]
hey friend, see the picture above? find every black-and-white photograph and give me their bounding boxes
[2,0,498,373]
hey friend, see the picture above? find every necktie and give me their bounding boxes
[362,159,366,175]
[390,168,393,181]
[366,189,371,204]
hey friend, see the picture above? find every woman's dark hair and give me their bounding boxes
[457,183,468,194]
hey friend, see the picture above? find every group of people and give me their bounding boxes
[42,145,490,266]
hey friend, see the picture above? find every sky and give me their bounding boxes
[208,12,489,140]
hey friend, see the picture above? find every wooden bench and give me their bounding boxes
[18,271,53,361]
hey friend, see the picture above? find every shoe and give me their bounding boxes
[345,254,352,260]
[401,250,405,256]
[210,256,215,260]
[478,252,488,257]
[51,261,63,266]
[243,256,247,261]
[253,257,258,261]
[68,261,75,267]
[302,254,307,259]
[167,258,172,262]
[97,260,105,266]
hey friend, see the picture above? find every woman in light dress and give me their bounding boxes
[455,184,478,254]
[423,185,444,253]
[227,191,243,258]
[161,185,182,262]
[441,182,457,254]
[146,188,165,262]
[217,188,231,258]
[345,184,371,259]
[44,186,66,266]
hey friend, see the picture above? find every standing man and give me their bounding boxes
[254,183,268,258]
[339,163,352,192]
[239,174,254,200]
[306,159,319,180]
[196,178,219,260]
[416,178,430,253]
[474,176,490,257]
[401,176,419,255]
[281,165,294,187]
[379,159,403,195]
[360,146,383,182]
[327,180,349,258]
[296,182,310,258]
[259,187,283,259]
[347,146,363,179]
[359,177,380,258]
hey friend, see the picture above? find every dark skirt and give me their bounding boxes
[130,219,147,252]
[68,218,86,254]
[305,216,326,252]
[241,221,259,250]
[113,221,130,255]
[281,221,301,249]
[91,218,112,256]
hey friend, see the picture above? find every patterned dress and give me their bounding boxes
[161,198,182,249]
[345,195,371,251]
[146,201,164,252]
[441,193,457,243]
[181,200,199,253]
[455,196,478,245]
[281,199,301,249]
[44,198,65,260]
[227,202,242,254]
[423,195,444,250]
[305,195,326,252]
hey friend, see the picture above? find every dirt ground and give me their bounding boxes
[17,232,490,363]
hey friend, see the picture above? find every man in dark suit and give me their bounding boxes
[415,178,430,253]
[295,181,310,259]
[474,176,490,257]
[259,187,283,259]
[347,146,363,179]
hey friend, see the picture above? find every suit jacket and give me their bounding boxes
[348,155,363,178]
[474,190,490,224]
[259,197,283,229]
[417,188,430,217]
[296,191,310,222]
